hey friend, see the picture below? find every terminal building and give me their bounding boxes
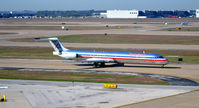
[101,10,144,18]
[196,9,199,18]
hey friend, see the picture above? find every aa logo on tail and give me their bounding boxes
[52,40,63,52]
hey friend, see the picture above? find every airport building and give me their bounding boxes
[196,9,199,18]
[101,10,139,18]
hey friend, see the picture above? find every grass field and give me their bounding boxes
[0,25,127,30]
[0,46,57,59]
[0,70,168,85]
[0,46,199,64]
[12,34,199,45]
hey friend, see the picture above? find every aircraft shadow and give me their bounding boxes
[75,64,181,69]
[76,64,94,66]
[123,65,181,69]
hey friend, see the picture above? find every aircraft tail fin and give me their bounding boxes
[35,38,68,52]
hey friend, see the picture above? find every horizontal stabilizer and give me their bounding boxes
[35,37,68,51]
[34,38,58,41]
[34,38,40,40]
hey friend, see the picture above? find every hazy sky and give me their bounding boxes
[0,0,198,11]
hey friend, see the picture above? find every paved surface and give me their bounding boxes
[0,58,199,82]
[0,91,31,108]
[0,18,199,24]
[0,23,199,51]
[1,41,199,50]
[0,19,199,108]
[0,79,198,108]
[121,90,199,108]
[0,67,198,86]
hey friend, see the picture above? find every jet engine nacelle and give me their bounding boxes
[53,51,61,55]
[61,52,78,59]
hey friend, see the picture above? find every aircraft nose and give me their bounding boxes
[165,59,169,64]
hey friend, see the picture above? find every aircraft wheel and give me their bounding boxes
[118,63,124,66]
[161,64,165,68]
[94,62,99,68]
[100,63,105,67]
[94,62,105,68]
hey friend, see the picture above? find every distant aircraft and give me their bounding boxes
[180,22,189,26]
[35,38,169,67]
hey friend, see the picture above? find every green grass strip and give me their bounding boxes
[0,70,169,85]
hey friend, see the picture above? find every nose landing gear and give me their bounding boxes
[94,62,105,68]
[161,64,165,68]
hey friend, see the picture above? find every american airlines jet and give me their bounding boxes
[36,38,169,67]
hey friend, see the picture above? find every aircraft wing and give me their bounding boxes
[64,58,115,63]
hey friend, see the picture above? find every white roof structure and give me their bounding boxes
[104,10,139,18]
[196,9,199,18]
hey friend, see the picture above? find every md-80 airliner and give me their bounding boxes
[36,38,169,67]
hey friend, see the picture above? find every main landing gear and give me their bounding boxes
[161,64,165,68]
[93,62,105,68]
